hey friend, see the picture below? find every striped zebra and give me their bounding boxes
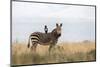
[27,23,62,52]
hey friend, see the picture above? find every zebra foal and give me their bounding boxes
[27,23,62,52]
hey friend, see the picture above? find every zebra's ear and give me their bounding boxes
[56,23,58,27]
[60,23,62,27]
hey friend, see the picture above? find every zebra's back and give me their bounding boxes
[30,32,52,44]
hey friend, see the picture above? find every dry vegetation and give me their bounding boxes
[11,41,96,65]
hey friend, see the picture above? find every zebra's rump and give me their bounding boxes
[30,32,52,44]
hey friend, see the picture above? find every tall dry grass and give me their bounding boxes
[11,41,96,65]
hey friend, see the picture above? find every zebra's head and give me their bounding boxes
[52,23,62,38]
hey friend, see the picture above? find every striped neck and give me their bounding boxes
[51,28,61,39]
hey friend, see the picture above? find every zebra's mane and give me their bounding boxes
[51,28,56,34]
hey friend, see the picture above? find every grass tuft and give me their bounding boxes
[11,41,96,65]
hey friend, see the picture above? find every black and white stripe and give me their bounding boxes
[27,23,62,52]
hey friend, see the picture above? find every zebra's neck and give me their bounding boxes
[51,29,60,39]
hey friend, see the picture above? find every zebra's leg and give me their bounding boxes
[49,44,55,54]
[49,45,53,55]
[49,41,57,54]
[33,44,37,53]
[31,42,37,53]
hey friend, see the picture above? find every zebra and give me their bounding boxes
[27,23,62,52]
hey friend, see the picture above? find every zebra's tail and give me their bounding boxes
[27,36,30,48]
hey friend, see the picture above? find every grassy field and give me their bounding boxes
[11,41,96,65]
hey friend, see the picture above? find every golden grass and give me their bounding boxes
[11,41,96,65]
